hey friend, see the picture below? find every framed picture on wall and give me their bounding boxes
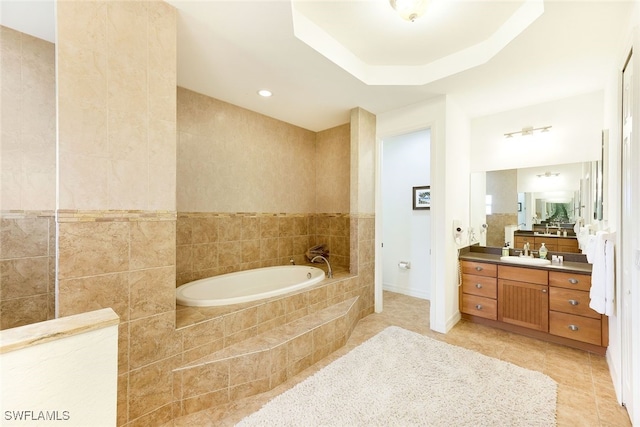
[413,186,431,210]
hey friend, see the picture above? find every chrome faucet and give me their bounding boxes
[522,242,530,257]
[311,255,333,278]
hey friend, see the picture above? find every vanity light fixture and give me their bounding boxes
[536,171,560,178]
[504,125,552,138]
[257,89,272,97]
[389,0,429,22]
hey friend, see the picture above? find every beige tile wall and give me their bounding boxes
[0,26,56,212]
[177,88,317,213]
[57,211,177,426]
[176,212,350,286]
[486,213,518,247]
[57,0,177,211]
[316,124,351,213]
[0,212,55,329]
[0,26,56,330]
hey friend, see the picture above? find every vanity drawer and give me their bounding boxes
[557,238,579,253]
[498,265,548,285]
[462,274,497,298]
[549,271,591,292]
[461,261,496,278]
[549,288,600,319]
[461,294,497,320]
[549,311,602,346]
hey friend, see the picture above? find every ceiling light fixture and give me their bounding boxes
[504,125,552,138]
[389,0,428,22]
[257,89,272,97]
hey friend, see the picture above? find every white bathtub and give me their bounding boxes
[176,265,326,307]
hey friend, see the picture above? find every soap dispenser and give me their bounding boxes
[502,243,509,256]
[539,243,548,259]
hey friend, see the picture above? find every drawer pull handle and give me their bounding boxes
[475,304,483,310]
[475,266,483,271]
[475,283,483,289]
[541,289,547,293]
[568,278,579,284]
[568,324,579,331]
[568,299,579,306]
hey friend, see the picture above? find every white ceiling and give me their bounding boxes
[1,0,634,132]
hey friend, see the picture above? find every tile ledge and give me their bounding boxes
[0,308,119,354]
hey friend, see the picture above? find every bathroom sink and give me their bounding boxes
[500,256,551,266]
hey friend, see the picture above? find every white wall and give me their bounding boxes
[470,91,604,172]
[377,95,470,334]
[603,2,640,423]
[381,129,431,299]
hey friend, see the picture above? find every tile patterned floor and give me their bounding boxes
[169,291,631,426]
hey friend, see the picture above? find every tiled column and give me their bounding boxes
[56,1,177,426]
[349,108,376,317]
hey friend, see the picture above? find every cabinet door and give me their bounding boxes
[498,279,549,331]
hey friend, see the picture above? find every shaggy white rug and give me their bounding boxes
[237,326,557,427]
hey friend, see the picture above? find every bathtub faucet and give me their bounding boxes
[311,255,333,278]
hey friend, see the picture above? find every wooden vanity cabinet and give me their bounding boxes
[460,261,497,320]
[498,266,548,332]
[513,235,579,253]
[459,259,608,354]
[557,238,579,253]
[548,271,608,347]
[533,237,557,252]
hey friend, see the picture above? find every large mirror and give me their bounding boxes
[470,160,603,252]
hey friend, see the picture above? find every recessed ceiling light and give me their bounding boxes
[257,89,272,97]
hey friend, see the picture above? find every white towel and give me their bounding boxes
[589,231,614,315]
[584,233,597,262]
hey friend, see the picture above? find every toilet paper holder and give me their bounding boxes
[398,261,411,269]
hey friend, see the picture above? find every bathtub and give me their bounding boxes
[176,265,326,307]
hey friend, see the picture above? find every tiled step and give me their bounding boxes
[173,296,359,417]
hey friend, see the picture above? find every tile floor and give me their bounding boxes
[169,291,631,426]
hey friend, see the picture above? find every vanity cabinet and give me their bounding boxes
[548,271,608,346]
[459,259,608,354]
[513,235,579,253]
[498,266,548,332]
[460,261,497,320]
[532,237,558,252]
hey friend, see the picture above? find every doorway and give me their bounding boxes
[379,129,432,303]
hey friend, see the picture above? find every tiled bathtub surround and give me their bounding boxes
[57,210,177,426]
[176,212,350,286]
[0,212,55,330]
[55,209,374,426]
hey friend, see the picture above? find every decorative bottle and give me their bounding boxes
[539,243,548,259]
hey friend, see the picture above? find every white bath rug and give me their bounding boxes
[237,326,557,427]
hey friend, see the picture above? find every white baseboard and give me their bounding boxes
[382,283,430,300]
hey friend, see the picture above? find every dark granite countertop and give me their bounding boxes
[459,247,592,274]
